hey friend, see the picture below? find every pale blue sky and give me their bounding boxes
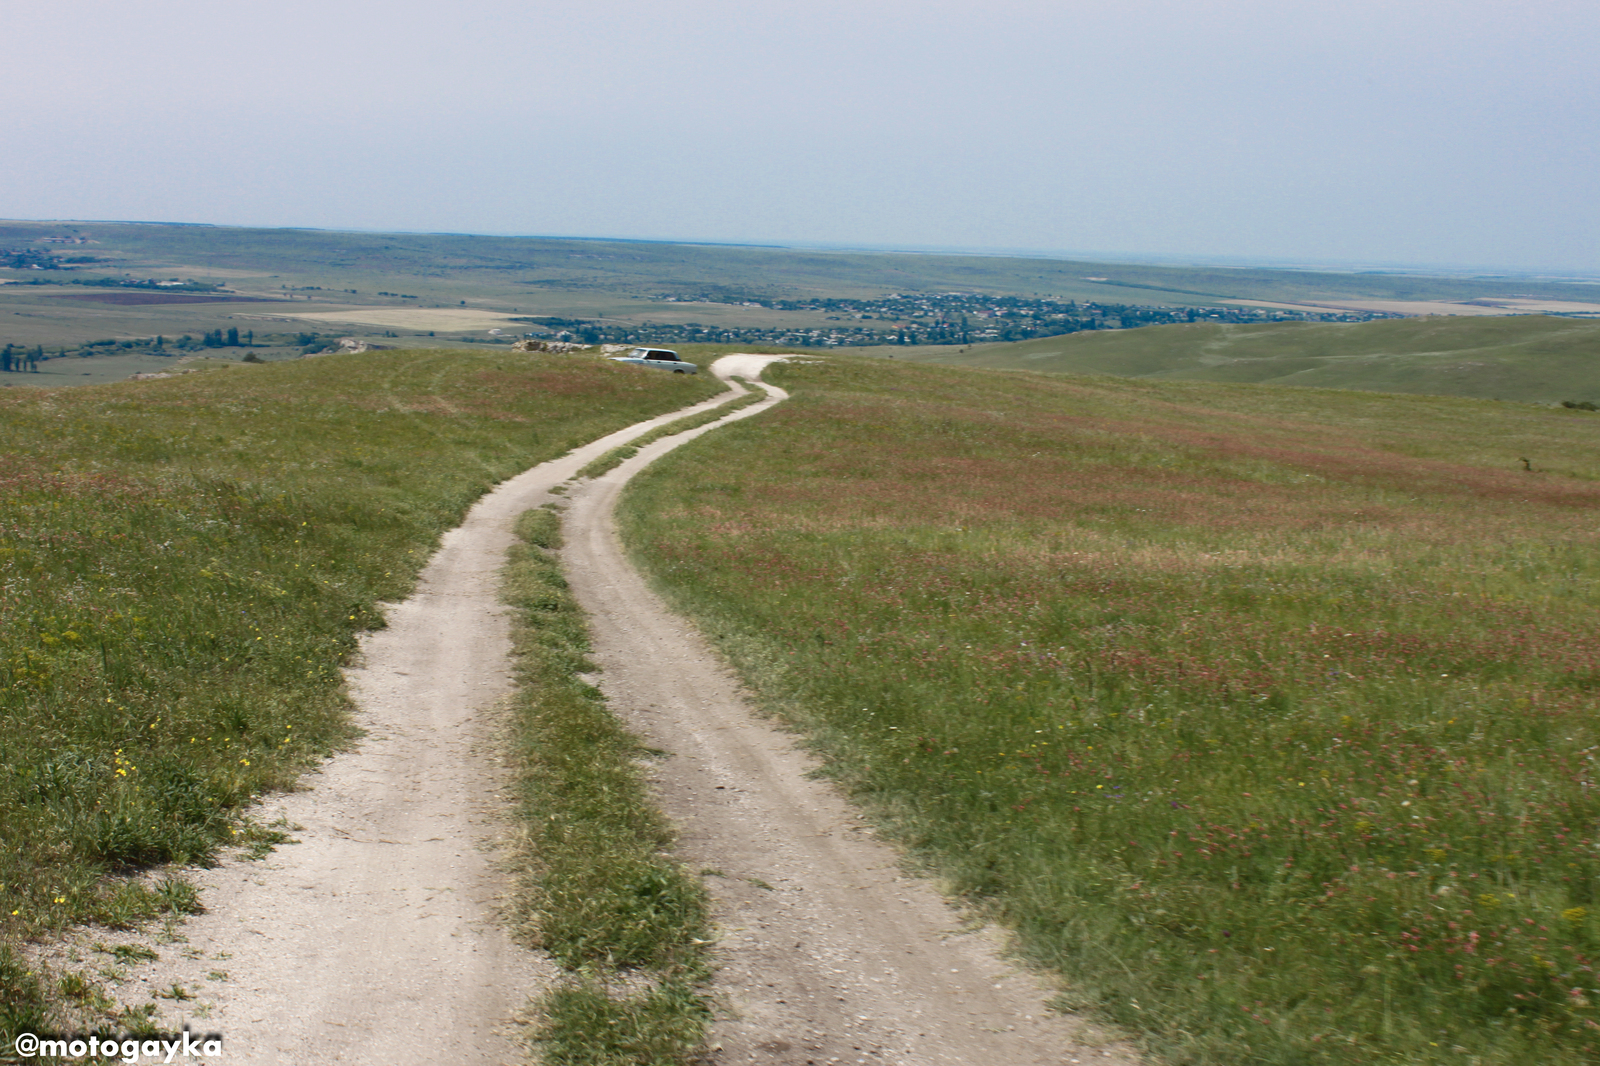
[7,0,1597,272]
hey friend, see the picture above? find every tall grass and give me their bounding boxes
[618,355,1600,1065]
[0,351,718,1035]
[577,383,766,480]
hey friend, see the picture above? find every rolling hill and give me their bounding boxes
[903,314,1600,402]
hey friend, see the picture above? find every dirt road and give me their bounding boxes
[82,382,746,1065]
[85,355,1135,1066]
[562,355,1135,1066]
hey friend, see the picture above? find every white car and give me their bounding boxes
[609,347,698,374]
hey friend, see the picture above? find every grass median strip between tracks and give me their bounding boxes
[503,506,713,1066]
[618,354,1600,1066]
[0,350,719,1041]
[576,383,766,481]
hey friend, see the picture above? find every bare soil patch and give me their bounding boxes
[287,308,531,332]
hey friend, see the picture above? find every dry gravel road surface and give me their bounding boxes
[84,355,1138,1066]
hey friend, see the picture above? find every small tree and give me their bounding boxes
[226,327,239,346]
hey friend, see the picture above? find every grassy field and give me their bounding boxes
[902,316,1600,404]
[619,355,1600,1065]
[0,350,719,1039]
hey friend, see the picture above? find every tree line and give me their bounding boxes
[1,344,42,372]
[0,328,268,372]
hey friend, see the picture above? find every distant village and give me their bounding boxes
[534,290,1393,348]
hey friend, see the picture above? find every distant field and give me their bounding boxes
[6,219,1595,306]
[37,292,289,307]
[7,219,1600,395]
[901,315,1600,403]
[2,352,229,388]
[623,355,1600,1065]
[287,307,530,331]
[5,220,1600,339]
[0,287,312,351]
[1228,297,1600,318]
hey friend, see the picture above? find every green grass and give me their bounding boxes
[618,355,1600,1065]
[0,349,719,1040]
[906,315,1600,403]
[503,507,712,1065]
[577,383,766,480]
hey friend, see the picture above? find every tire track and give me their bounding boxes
[66,377,751,1066]
[562,355,1137,1066]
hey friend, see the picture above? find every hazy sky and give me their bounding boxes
[8,0,1598,272]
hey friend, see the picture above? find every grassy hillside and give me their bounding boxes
[904,315,1600,403]
[0,350,719,1038]
[620,356,1600,1066]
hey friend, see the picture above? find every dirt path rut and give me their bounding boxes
[562,355,1136,1066]
[89,382,748,1065]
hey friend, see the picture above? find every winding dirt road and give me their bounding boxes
[563,357,1134,1066]
[83,356,1136,1066]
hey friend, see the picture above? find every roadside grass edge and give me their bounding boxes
[577,382,765,481]
[0,350,721,1047]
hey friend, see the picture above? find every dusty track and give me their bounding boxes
[562,355,1135,1065]
[83,381,746,1065]
[86,355,1137,1066]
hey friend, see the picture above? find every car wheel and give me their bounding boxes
[673,368,686,373]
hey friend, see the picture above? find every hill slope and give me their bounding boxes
[906,314,1600,402]
[621,354,1600,1065]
